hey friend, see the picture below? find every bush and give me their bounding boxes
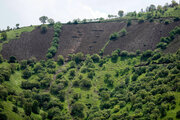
[120,50,128,57]
[1,32,7,40]
[158,70,169,78]
[71,103,84,118]
[176,110,180,118]
[111,51,118,62]
[110,32,119,40]
[0,55,3,63]
[127,19,132,26]
[9,56,16,63]
[80,79,92,89]
[141,50,152,60]
[57,55,64,66]
[48,46,57,56]
[138,19,144,24]
[156,42,167,49]
[164,20,170,25]
[46,52,53,59]
[119,28,127,37]
[12,106,18,113]
[152,53,161,60]
[74,52,84,64]
[91,54,100,63]
[41,25,48,33]
[22,69,32,79]
[132,74,138,81]
[174,17,180,22]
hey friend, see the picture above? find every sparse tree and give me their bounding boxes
[57,55,64,66]
[149,4,156,11]
[16,24,20,29]
[7,26,10,31]
[47,18,55,25]
[171,0,178,7]
[1,32,7,40]
[39,16,48,24]
[118,10,124,17]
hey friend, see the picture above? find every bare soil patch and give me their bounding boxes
[1,27,54,60]
[104,21,180,55]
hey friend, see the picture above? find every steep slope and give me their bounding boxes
[1,21,180,60]
[104,21,180,55]
[1,27,54,60]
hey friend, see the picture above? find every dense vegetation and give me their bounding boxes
[0,1,180,120]
[0,44,180,120]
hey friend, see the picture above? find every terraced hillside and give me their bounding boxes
[1,20,180,60]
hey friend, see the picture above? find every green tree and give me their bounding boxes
[39,16,48,24]
[32,100,39,114]
[119,28,127,36]
[0,54,3,63]
[118,10,124,17]
[48,18,55,25]
[16,24,20,29]
[57,55,64,66]
[71,103,85,118]
[41,25,48,33]
[9,56,16,63]
[176,110,180,119]
[1,32,7,40]
[24,102,32,116]
[22,69,32,79]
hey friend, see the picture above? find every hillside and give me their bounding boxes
[0,2,180,120]
[1,20,180,60]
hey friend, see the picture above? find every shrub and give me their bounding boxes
[58,90,65,102]
[132,74,138,81]
[57,55,64,66]
[80,79,92,89]
[0,67,11,82]
[174,17,180,22]
[74,52,84,64]
[158,70,169,78]
[176,110,180,118]
[48,46,57,56]
[127,19,132,26]
[41,25,48,33]
[109,32,119,40]
[1,32,7,40]
[24,102,32,116]
[141,50,152,60]
[69,69,76,77]
[12,106,18,113]
[138,19,144,24]
[152,53,161,60]
[22,69,32,79]
[156,42,167,49]
[111,51,118,62]
[164,20,170,25]
[119,28,127,37]
[9,56,16,63]
[20,60,27,70]
[71,103,84,118]
[91,54,100,63]
[0,55,3,63]
[120,50,128,57]
[46,52,53,59]
[32,100,40,114]
[87,71,95,79]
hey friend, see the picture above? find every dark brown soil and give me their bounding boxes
[1,27,54,60]
[104,21,180,55]
[1,21,180,60]
[55,22,126,58]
